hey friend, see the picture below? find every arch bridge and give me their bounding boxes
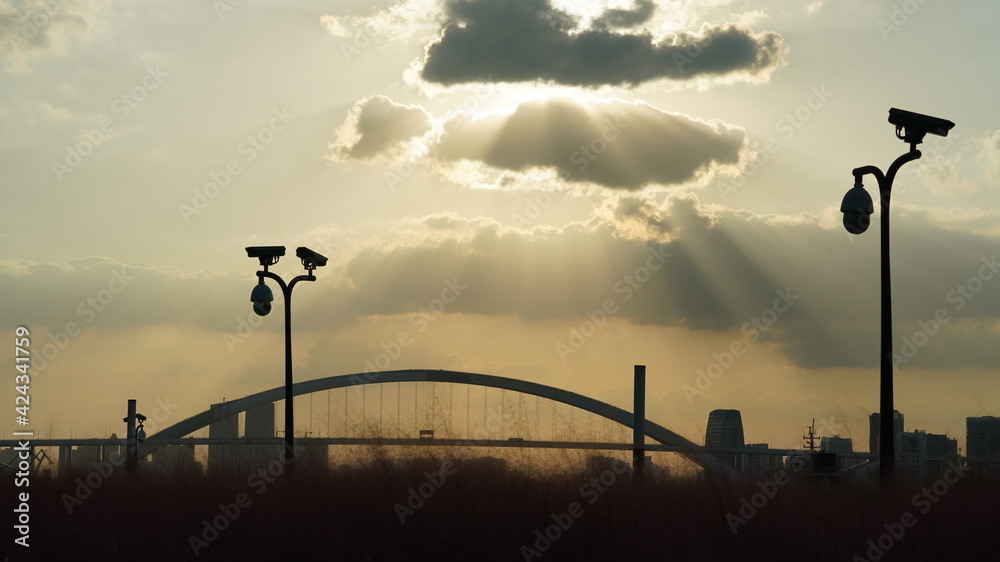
[148,369,736,476]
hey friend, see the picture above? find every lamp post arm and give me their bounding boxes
[287,273,316,292]
[257,270,288,293]
[887,147,922,179]
[852,165,885,184]
[853,147,921,212]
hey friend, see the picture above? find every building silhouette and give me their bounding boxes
[897,429,958,481]
[207,402,239,473]
[245,403,281,468]
[705,409,744,470]
[152,442,197,473]
[869,410,904,454]
[820,435,858,470]
[967,416,1000,460]
[743,443,783,478]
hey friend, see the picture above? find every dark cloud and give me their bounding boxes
[299,336,465,378]
[323,200,1000,371]
[5,203,999,372]
[420,0,785,87]
[609,196,675,240]
[433,97,746,189]
[593,0,656,29]
[0,257,288,335]
[335,197,779,330]
[334,95,431,160]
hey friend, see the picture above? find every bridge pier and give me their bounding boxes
[633,365,645,480]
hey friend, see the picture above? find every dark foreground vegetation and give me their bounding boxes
[2,449,997,561]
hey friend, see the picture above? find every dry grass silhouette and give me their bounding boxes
[5,445,998,561]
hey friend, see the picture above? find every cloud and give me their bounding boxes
[0,0,109,71]
[418,0,786,87]
[907,129,1000,195]
[299,336,465,379]
[592,0,656,29]
[329,95,432,160]
[319,196,1000,371]
[0,257,254,333]
[431,97,747,190]
[7,201,999,373]
[595,195,677,242]
[321,0,444,45]
[331,196,777,329]
[981,129,1000,185]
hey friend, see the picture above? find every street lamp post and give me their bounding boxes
[840,108,954,491]
[123,399,146,477]
[246,246,328,472]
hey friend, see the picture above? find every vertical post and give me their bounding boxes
[633,365,646,480]
[879,180,894,491]
[875,148,919,493]
[58,444,71,475]
[854,148,920,494]
[126,399,137,476]
[283,285,295,475]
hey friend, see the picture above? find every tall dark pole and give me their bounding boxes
[258,271,315,473]
[247,246,326,477]
[283,282,294,468]
[880,175,894,491]
[854,146,921,491]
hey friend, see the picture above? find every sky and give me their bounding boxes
[2,0,999,457]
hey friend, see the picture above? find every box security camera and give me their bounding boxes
[296,247,328,269]
[888,108,955,144]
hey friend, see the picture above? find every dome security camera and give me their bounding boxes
[250,282,274,316]
[253,300,272,316]
[840,182,874,235]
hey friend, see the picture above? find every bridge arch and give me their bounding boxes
[149,369,735,475]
